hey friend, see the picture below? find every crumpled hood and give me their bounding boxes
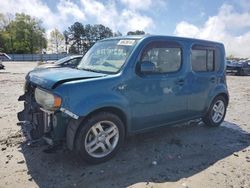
[27,67,107,89]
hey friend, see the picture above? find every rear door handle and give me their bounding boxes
[176,79,185,86]
[210,77,216,83]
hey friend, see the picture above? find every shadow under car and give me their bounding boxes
[19,121,250,188]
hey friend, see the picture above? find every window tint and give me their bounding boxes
[140,42,182,73]
[213,49,220,71]
[191,50,207,72]
[207,50,214,71]
[191,48,215,72]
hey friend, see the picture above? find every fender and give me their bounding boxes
[64,93,131,150]
[204,83,229,114]
[75,94,130,116]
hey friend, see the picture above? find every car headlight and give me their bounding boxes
[35,88,61,111]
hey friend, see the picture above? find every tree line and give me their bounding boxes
[0,13,146,54]
[0,13,46,54]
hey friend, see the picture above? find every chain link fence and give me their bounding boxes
[1,54,70,61]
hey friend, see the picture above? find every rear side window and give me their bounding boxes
[191,50,207,72]
[140,41,182,73]
[191,47,215,72]
[207,50,214,71]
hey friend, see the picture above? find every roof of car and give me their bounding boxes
[101,35,223,46]
[0,53,11,59]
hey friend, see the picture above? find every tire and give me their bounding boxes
[203,96,227,127]
[236,68,246,76]
[240,69,246,76]
[75,112,125,164]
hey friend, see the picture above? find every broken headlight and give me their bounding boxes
[35,88,61,111]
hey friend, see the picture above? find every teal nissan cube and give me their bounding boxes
[18,35,229,163]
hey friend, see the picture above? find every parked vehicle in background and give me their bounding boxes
[0,53,11,70]
[35,55,83,70]
[18,35,228,164]
[226,60,250,76]
[0,61,5,70]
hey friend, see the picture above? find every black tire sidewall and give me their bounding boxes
[75,112,125,164]
[204,96,227,127]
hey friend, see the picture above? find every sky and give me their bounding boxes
[1,0,250,57]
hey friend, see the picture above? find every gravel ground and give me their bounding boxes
[0,62,249,188]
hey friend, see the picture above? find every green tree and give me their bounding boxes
[127,30,145,35]
[49,28,64,53]
[0,13,47,54]
[93,24,113,40]
[66,22,114,54]
[67,22,85,54]
[63,30,69,53]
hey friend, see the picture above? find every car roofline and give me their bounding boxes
[100,35,224,46]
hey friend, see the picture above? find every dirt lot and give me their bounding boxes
[0,62,250,188]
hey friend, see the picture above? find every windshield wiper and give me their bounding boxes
[77,67,104,73]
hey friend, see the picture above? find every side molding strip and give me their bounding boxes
[60,107,79,119]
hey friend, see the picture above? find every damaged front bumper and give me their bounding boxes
[17,84,70,145]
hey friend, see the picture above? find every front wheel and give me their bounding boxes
[75,112,125,164]
[203,96,227,127]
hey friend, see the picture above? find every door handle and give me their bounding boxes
[176,79,185,86]
[210,77,216,83]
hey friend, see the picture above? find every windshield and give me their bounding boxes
[77,39,138,73]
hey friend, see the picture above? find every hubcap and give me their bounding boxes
[84,121,119,158]
[212,100,225,123]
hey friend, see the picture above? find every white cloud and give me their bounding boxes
[174,4,250,57]
[121,0,153,10]
[80,0,154,32]
[217,4,250,30]
[57,0,85,21]
[0,0,154,34]
[120,0,167,11]
[0,0,55,28]
[175,21,199,38]
[80,0,118,29]
[119,10,153,31]
[0,0,86,31]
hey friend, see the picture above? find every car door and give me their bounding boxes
[126,40,189,131]
[188,45,219,117]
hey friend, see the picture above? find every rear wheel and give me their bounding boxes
[203,96,227,127]
[75,112,125,164]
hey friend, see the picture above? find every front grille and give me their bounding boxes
[43,112,52,133]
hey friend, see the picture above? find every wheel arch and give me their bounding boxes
[218,92,229,105]
[66,106,128,150]
[205,91,229,115]
[203,92,229,126]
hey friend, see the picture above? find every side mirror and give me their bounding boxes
[140,61,156,73]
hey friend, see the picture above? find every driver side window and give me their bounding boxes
[140,41,182,73]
